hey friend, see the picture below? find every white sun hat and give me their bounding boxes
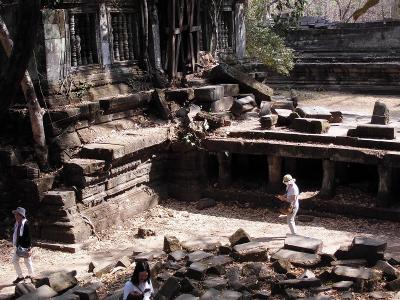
[12,207,26,218]
[282,174,296,184]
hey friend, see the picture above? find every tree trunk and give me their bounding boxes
[0,11,49,169]
[141,0,150,72]
[0,0,41,114]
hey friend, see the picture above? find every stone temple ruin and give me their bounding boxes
[1,0,400,268]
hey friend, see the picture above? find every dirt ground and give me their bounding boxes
[1,198,400,298]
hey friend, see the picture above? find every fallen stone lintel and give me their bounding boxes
[348,124,395,140]
[207,64,273,104]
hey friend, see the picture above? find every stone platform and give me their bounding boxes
[202,115,400,211]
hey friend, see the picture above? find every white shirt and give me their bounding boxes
[13,219,27,246]
[123,280,154,300]
[286,182,299,208]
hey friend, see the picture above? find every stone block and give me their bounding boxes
[351,236,387,253]
[99,92,152,113]
[164,235,182,253]
[271,100,295,113]
[194,85,224,102]
[73,287,99,300]
[218,245,232,255]
[90,261,114,277]
[232,242,268,262]
[291,118,330,134]
[332,281,353,291]
[64,159,106,176]
[165,88,195,104]
[259,101,272,117]
[330,111,343,123]
[272,260,293,274]
[229,228,251,247]
[48,271,78,293]
[53,131,82,150]
[230,96,256,116]
[168,250,187,262]
[115,256,131,268]
[271,249,321,267]
[276,109,299,126]
[207,64,273,103]
[204,255,233,275]
[154,276,181,299]
[81,144,125,162]
[333,266,381,281]
[385,253,400,266]
[241,262,263,277]
[387,278,400,291]
[275,278,321,289]
[36,285,58,299]
[42,190,76,209]
[259,114,278,129]
[373,260,400,280]
[15,283,36,298]
[295,106,332,120]
[187,251,213,265]
[152,89,171,120]
[220,84,240,97]
[284,234,323,254]
[200,288,220,300]
[347,124,395,140]
[331,259,368,267]
[210,97,234,112]
[187,262,208,280]
[371,101,389,125]
[204,277,228,290]
[181,237,221,252]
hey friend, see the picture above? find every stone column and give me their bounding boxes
[148,0,162,71]
[267,156,282,193]
[234,1,246,59]
[217,152,232,187]
[320,160,335,198]
[99,2,112,68]
[377,165,392,207]
[42,9,67,86]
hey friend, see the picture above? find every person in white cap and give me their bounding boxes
[11,207,34,284]
[281,174,300,235]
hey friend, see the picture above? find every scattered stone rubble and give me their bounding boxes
[13,270,101,300]
[92,230,400,300]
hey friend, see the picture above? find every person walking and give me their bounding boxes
[282,174,300,235]
[11,207,34,284]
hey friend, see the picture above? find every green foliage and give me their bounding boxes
[246,0,300,75]
[246,24,294,75]
[272,0,307,34]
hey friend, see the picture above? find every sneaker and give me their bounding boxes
[13,277,24,284]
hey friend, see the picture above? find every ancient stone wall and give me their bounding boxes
[260,21,400,91]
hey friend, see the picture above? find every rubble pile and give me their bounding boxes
[98,232,400,300]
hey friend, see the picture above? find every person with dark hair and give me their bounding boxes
[123,261,154,300]
[11,207,34,284]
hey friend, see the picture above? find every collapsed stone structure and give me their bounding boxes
[1,0,400,250]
